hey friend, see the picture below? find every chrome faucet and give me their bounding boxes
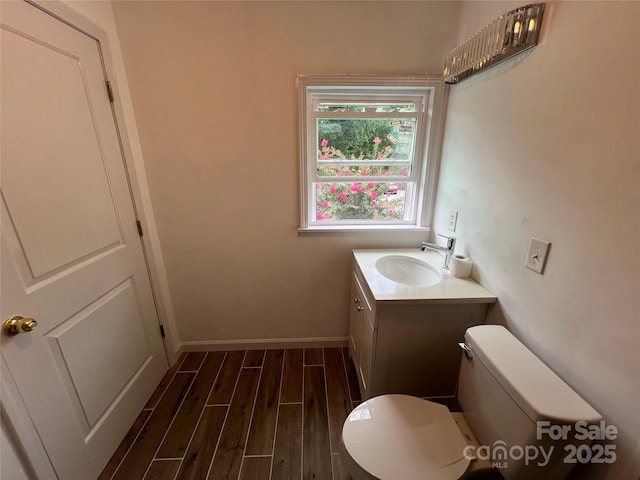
[421,234,457,269]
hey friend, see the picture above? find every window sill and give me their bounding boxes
[297,225,430,234]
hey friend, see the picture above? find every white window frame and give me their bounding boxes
[297,75,448,231]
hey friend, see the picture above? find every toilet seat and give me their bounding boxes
[341,395,471,480]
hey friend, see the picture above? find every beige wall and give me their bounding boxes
[435,2,640,478]
[112,1,461,345]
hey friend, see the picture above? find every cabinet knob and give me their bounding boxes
[354,298,361,304]
[357,305,364,312]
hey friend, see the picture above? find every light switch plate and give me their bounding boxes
[447,210,458,232]
[525,237,551,274]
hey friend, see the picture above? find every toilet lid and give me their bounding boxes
[342,395,471,480]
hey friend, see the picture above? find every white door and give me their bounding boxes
[0,1,168,479]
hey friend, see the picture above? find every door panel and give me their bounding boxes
[49,278,151,427]
[2,8,122,278]
[0,2,168,479]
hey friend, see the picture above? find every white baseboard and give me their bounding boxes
[176,336,349,356]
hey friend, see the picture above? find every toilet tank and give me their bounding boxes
[458,325,602,480]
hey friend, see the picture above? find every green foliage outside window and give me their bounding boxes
[318,119,395,160]
[315,134,405,221]
[314,112,416,221]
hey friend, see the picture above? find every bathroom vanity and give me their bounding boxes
[349,249,496,400]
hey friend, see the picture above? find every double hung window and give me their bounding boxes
[298,76,446,230]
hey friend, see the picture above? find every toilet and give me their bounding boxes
[340,325,601,480]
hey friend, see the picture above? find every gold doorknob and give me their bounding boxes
[3,316,37,336]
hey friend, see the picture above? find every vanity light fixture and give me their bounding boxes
[443,3,546,84]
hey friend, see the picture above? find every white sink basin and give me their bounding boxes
[375,255,441,287]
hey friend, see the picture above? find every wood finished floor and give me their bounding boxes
[99,348,360,480]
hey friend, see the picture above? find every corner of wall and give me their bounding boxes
[60,0,181,364]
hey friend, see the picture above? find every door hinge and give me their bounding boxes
[136,220,144,237]
[106,81,114,103]
[159,325,166,338]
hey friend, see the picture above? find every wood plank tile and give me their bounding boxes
[304,348,323,366]
[157,351,226,458]
[208,368,261,479]
[239,456,272,480]
[112,372,195,480]
[207,350,245,405]
[280,349,303,403]
[272,404,302,480]
[303,366,332,480]
[180,352,206,371]
[98,409,152,480]
[103,347,362,480]
[174,406,227,480]
[331,453,352,480]
[342,348,361,402]
[145,353,187,409]
[324,348,352,454]
[143,460,181,480]
[246,349,284,455]
[243,350,265,367]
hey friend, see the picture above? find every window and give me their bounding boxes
[298,75,446,230]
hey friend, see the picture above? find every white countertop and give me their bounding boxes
[353,249,497,304]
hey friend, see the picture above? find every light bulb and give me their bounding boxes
[513,21,521,34]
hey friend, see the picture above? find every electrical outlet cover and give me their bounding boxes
[525,237,551,274]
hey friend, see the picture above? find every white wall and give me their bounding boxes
[435,2,640,478]
[111,1,461,347]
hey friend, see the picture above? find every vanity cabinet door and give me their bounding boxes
[348,273,364,360]
[358,318,375,399]
[374,303,489,398]
[349,270,377,399]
